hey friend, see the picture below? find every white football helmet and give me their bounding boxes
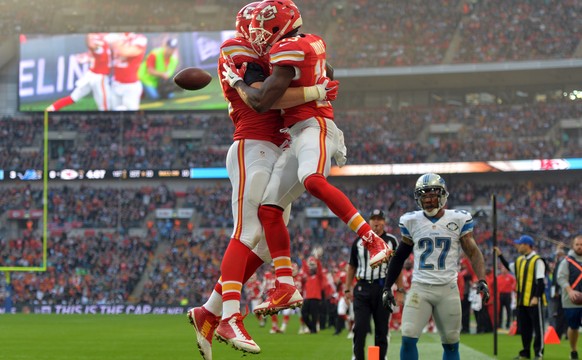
[414,173,448,217]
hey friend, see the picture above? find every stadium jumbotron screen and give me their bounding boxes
[18,31,232,112]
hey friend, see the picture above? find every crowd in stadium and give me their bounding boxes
[1,99,580,171]
[6,232,154,305]
[452,0,581,63]
[3,0,580,68]
[328,0,460,67]
[1,174,580,307]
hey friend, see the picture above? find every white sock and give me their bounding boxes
[222,299,240,319]
[203,290,223,316]
[277,276,294,285]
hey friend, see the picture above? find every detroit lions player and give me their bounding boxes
[382,173,490,360]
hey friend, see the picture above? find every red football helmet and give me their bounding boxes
[235,2,261,40]
[249,0,302,56]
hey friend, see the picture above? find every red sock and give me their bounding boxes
[258,205,292,278]
[303,174,372,238]
[303,174,357,222]
[215,245,264,296]
[214,279,222,295]
[52,96,75,110]
[220,238,251,302]
[242,251,264,283]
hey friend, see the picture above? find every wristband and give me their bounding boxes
[344,289,351,294]
[303,85,325,102]
[396,288,406,294]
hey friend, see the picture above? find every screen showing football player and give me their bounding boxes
[110,32,147,110]
[46,33,111,111]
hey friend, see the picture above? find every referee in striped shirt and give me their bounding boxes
[345,209,399,360]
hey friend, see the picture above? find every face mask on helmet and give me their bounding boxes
[249,0,302,56]
[414,173,449,217]
[235,2,261,40]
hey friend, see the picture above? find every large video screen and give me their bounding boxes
[19,31,234,112]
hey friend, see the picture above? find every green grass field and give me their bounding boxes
[0,314,572,359]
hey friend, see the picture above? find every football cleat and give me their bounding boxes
[215,313,261,354]
[362,230,392,268]
[269,326,283,334]
[188,307,220,360]
[253,281,303,316]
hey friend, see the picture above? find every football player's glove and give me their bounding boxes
[222,60,244,87]
[316,77,339,101]
[382,288,396,313]
[333,129,347,167]
[476,279,490,303]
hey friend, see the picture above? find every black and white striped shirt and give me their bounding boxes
[349,232,398,281]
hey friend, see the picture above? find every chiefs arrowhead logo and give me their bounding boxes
[256,5,278,21]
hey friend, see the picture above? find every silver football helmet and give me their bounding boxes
[414,173,449,216]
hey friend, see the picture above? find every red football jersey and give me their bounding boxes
[218,37,287,146]
[497,273,516,293]
[400,268,413,291]
[334,269,347,294]
[88,33,110,75]
[261,272,277,293]
[113,33,147,83]
[268,33,334,128]
[293,271,304,296]
[245,278,262,301]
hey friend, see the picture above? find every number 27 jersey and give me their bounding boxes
[399,209,474,285]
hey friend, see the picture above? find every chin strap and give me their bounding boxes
[423,208,439,217]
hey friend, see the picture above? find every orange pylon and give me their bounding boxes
[544,326,560,344]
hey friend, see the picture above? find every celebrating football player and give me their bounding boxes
[222,0,391,319]
[186,2,338,358]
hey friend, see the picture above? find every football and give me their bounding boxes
[173,67,213,91]
[571,291,582,305]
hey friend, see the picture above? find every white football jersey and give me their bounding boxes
[399,209,474,285]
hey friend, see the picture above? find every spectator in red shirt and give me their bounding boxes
[485,269,498,331]
[498,265,516,329]
[301,255,325,333]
